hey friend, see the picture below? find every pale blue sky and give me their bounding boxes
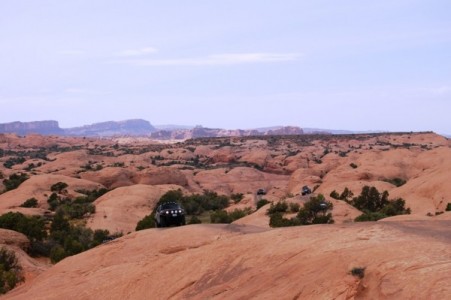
[1,1,450,133]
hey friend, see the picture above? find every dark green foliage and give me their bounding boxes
[289,202,300,213]
[0,247,24,294]
[267,201,288,214]
[0,212,47,241]
[135,215,155,231]
[3,157,26,169]
[50,182,68,193]
[231,193,244,203]
[210,210,232,223]
[20,198,38,208]
[351,186,389,212]
[382,177,407,187]
[446,203,451,211]
[296,195,334,225]
[47,210,118,263]
[210,208,251,224]
[256,199,270,210]
[330,190,340,199]
[354,212,387,222]
[269,212,301,227]
[350,186,411,222]
[267,195,334,227]
[350,267,365,279]
[3,173,29,191]
[188,215,202,224]
[339,187,354,201]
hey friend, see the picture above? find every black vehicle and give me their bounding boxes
[301,186,312,196]
[154,202,186,227]
[256,188,267,196]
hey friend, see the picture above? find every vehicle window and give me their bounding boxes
[161,203,180,210]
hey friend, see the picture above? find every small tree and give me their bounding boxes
[20,198,38,208]
[0,247,24,294]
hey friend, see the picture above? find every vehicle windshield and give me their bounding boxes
[161,203,181,210]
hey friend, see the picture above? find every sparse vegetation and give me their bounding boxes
[20,198,38,208]
[231,193,244,203]
[350,267,365,279]
[210,208,252,224]
[267,195,334,227]
[2,173,29,192]
[350,163,358,169]
[256,199,270,210]
[50,182,68,193]
[0,247,24,294]
[382,177,407,187]
[346,186,411,221]
[446,203,451,211]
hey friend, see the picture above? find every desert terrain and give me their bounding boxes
[1,131,451,299]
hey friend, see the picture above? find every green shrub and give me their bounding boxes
[231,193,244,203]
[330,190,340,199]
[0,212,47,241]
[296,194,334,225]
[210,208,251,224]
[446,203,451,211]
[350,163,358,169]
[382,177,407,187]
[188,216,202,224]
[210,210,232,223]
[289,202,300,213]
[20,198,38,208]
[135,215,155,231]
[256,199,270,210]
[0,247,24,294]
[351,186,410,222]
[350,267,365,279]
[3,173,29,191]
[267,201,288,215]
[50,182,68,193]
[269,212,301,227]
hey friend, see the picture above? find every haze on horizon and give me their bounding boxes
[0,1,450,134]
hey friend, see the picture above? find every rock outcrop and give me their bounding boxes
[0,121,64,135]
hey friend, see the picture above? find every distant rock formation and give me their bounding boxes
[64,119,156,136]
[0,121,64,135]
[150,126,303,140]
[0,120,304,138]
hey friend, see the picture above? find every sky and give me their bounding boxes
[1,0,450,134]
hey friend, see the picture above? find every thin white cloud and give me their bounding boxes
[111,52,301,66]
[117,47,158,57]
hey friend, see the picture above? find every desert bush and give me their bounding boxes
[446,203,451,211]
[382,177,407,187]
[296,194,334,225]
[188,215,202,224]
[20,198,38,208]
[3,173,29,192]
[350,186,410,222]
[268,195,334,227]
[210,208,251,224]
[289,202,300,213]
[231,193,244,203]
[3,157,26,169]
[135,215,155,231]
[267,201,289,215]
[330,190,340,199]
[0,212,47,241]
[256,199,270,210]
[350,267,365,279]
[0,247,24,294]
[50,182,68,193]
[350,163,358,169]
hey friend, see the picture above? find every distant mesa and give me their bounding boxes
[0,119,305,139]
[64,119,157,136]
[0,119,156,137]
[0,120,64,135]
